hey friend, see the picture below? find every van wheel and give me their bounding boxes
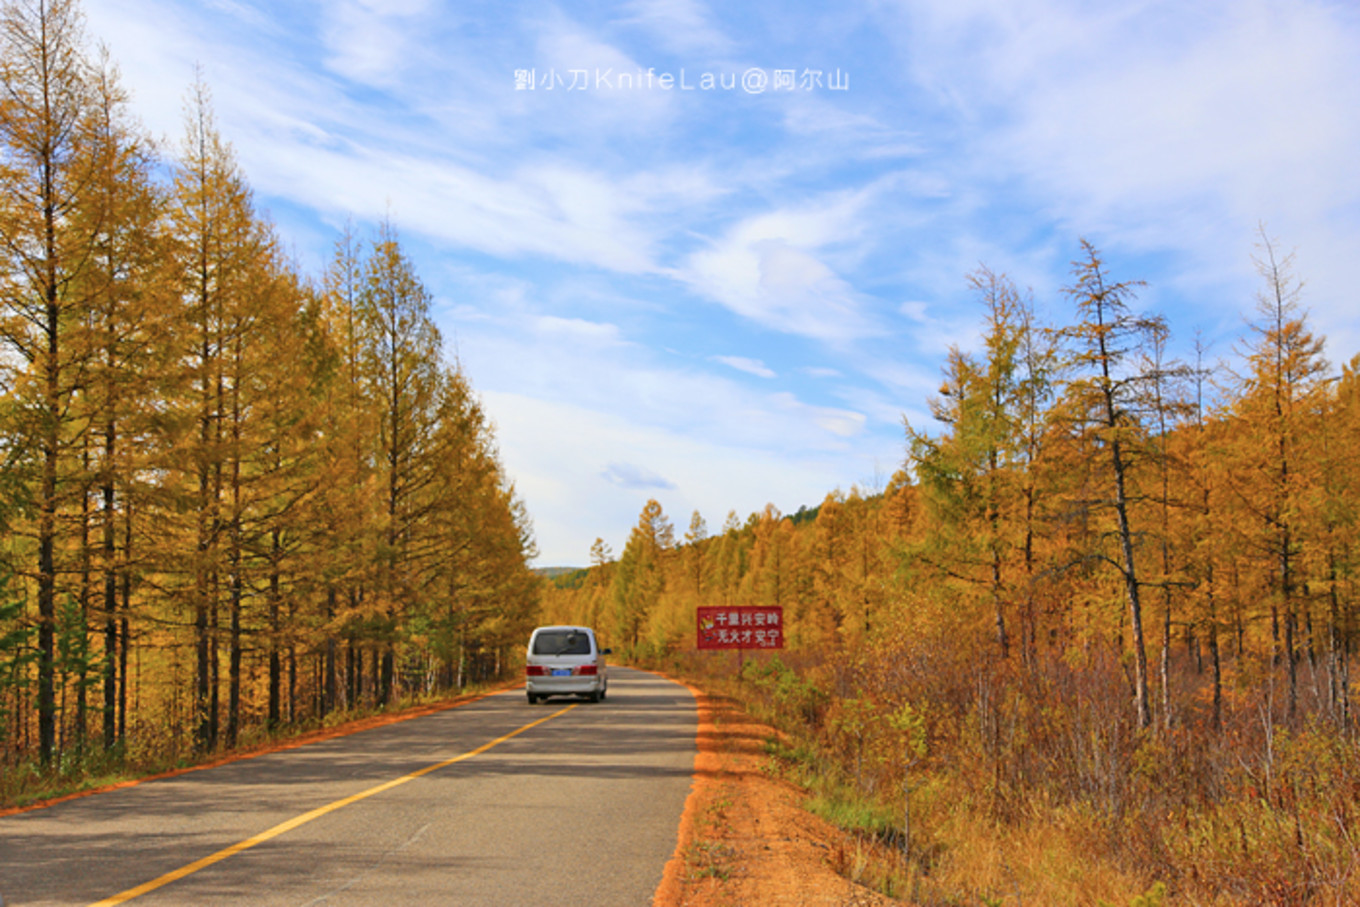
[526,692,537,705]
[588,690,601,703]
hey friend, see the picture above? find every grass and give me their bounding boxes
[754,690,1172,906]
[761,735,916,899]
[0,745,145,813]
[685,840,738,882]
[684,780,740,884]
[1,682,507,813]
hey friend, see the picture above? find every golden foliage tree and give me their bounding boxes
[0,6,537,767]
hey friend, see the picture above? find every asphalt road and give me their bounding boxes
[0,667,696,907]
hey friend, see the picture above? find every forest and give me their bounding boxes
[5,0,1359,902]
[541,242,1360,904]
[0,0,539,780]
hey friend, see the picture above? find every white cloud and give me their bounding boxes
[221,139,666,273]
[201,0,282,34]
[532,315,627,346]
[779,95,896,143]
[526,10,680,132]
[601,462,677,490]
[615,0,734,56]
[682,189,884,342]
[315,0,448,89]
[456,298,877,457]
[878,0,1360,359]
[1004,3,1360,226]
[712,355,776,378]
[770,392,866,440]
[484,391,872,565]
[899,301,930,322]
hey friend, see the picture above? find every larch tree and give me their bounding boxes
[1182,339,1227,729]
[420,365,497,688]
[222,241,315,740]
[318,222,377,711]
[1227,230,1328,722]
[712,510,747,609]
[0,0,107,763]
[1315,356,1359,728]
[416,361,538,679]
[1011,293,1060,667]
[75,50,165,751]
[612,499,673,650]
[742,504,788,613]
[358,220,442,705]
[810,492,849,643]
[906,268,1046,660]
[1140,327,1193,729]
[1059,240,1164,729]
[683,510,708,597]
[163,78,265,752]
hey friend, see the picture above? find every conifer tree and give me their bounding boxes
[906,268,1050,660]
[1059,240,1165,729]
[613,499,672,650]
[76,51,165,751]
[1227,230,1329,721]
[318,222,376,711]
[163,78,266,752]
[0,0,106,762]
[358,220,442,704]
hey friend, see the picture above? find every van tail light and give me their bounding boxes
[577,664,598,676]
[526,665,547,676]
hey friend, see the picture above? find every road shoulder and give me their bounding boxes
[0,686,511,818]
[654,682,902,907]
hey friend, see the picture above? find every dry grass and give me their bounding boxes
[649,647,1360,906]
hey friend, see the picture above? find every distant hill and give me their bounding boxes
[533,566,583,578]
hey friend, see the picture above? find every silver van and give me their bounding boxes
[524,625,610,704]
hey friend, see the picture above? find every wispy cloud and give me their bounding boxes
[771,392,866,441]
[601,462,677,490]
[532,315,628,346]
[486,391,879,564]
[615,0,735,56]
[320,0,436,87]
[80,0,1360,563]
[681,187,885,342]
[712,355,776,378]
[875,0,1360,342]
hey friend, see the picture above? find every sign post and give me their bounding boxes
[696,606,784,652]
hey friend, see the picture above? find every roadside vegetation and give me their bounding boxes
[0,0,538,797]
[0,681,510,813]
[544,246,1360,904]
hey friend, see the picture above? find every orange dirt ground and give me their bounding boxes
[654,682,904,907]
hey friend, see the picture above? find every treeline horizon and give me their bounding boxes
[0,0,538,771]
[543,239,1360,902]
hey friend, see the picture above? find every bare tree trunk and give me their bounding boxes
[323,588,337,717]
[1209,598,1223,731]
[1112,456,1152,730]
[102,452,118,749]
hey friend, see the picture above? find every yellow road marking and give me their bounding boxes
[88,701,579,906]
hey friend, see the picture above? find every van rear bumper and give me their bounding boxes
[526,675,605,697]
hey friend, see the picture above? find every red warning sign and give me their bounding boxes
[696,606,784,650]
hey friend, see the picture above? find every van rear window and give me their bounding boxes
[532,630,591,656]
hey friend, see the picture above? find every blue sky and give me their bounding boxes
[82,0,1360,566]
